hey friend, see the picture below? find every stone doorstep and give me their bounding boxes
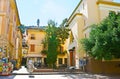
[33,69,81,73]
[33,69,53,72]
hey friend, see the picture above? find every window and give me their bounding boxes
[58,58,62,64]
[64,58,67,64]
[117,11,120,14]
[0,0,3,11]
[70,32,74,43]
[60,46,64,53]
[85,34,86,38]
[31,34,35,40]
[83,3,84,10]
[84,19,86,26]
[30,44,35,52]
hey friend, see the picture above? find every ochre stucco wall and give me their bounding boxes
[85,58,120,75]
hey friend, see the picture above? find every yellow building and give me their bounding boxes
[15,27,23,69]
[22,31,28,57]
[26,26,46,67]
[26,26,68,68]
[21,30,28,66]
[0,0,22,69]
[57,44,68,68]
[67,0,120,73]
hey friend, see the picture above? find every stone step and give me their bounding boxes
[34,69,53,72]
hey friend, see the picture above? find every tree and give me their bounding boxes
[18,24,25,33]
[57,18,70,44]
[81,11,120,60]
[45,20,59,68]
[43,19,70,68]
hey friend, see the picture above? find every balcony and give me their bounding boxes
[0,11,6,16]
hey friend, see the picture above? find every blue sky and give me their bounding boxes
[16,0,80,26]
[16,0,120,26]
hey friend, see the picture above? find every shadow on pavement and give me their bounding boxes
[0,75,15,79]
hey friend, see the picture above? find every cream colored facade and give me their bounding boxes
[67,0,120,69]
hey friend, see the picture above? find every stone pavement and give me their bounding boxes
[11,66,120,79]
[12,66,29,74]
[12,66,82,75]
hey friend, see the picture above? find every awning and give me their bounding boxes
[26,54,46,58]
